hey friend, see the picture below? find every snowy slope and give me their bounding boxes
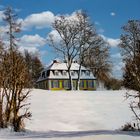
[0,89,140,140]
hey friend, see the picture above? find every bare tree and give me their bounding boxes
[123,55,140,130]
[48,11,108,90]
[24,50,44,88]
[120,20,140,60]
[75,11,97,90]
[2,50,31,131]
[120,20,140,130]
[0,41,5,128]
[48,12,84,90]
[0,7,32,131]
[83,37,111,84]
[75,12,111,90]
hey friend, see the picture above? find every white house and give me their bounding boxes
[37,60,96,90]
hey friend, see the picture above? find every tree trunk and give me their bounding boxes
[76,62,82,90]
[0,100,3,128]
[68,68,73,90]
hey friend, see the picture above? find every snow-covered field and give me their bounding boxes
[0,89,140,140]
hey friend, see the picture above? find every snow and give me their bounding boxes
[0,89,140,140]
[46,61,87,71]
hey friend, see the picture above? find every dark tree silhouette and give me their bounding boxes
[120,20,140,130]
[0,7,31,132]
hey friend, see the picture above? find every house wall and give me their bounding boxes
[37,80,48,89]
[37,79,96,90]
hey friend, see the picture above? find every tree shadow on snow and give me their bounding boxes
[1,130,140,139]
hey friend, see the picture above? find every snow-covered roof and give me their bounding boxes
[45,61,87,71]
[37,60,96,82]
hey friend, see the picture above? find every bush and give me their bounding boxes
[121,123,135,131]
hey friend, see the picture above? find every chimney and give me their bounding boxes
[53,59,61,63]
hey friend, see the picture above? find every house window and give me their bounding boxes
[63,71,67,76]
[81,71,85,76]
[88,80,94,88]
[86,71,90,76]
[51,80,59,88]
[42,71,46,78]
[71,71,74,76]
[54,71,59,76]
[64,80,70,89]
[46,70,50,77]
[80,80,84,88]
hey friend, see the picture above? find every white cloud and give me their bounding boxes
[19,46,39,53]
[19,34,46,48]
[22,11,55,30]
[18,34,46,53]
[21,10,80,30]
[110,12,116,16]
[65,11,80,21]
[56,10,91,25]
[47,30,61,44]
[112,61,125,79]
[0,25,9,38]
[0,32,43,54]
[101,35,120,47]
[107,38,120,47]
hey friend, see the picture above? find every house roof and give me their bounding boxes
[45,61,87,71]
[37,60,96,82]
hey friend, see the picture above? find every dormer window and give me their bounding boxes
[71,71,74,76]
[54,70,59,76]
[42,71,46,78]
[81,71,85,76]
[63,71,67,76]
[46,70,50,77]
[86,71,90,76]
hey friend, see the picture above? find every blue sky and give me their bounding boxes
[0,0,140,78]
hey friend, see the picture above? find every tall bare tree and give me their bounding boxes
[48,11,109,90]
[120,20,140,60]
[1,50,31,131]
[0,7,32,131]
[24,50,44,88]
[0,41,5,128]
[75,12,111,90]
[83,37,111,84]
[48,12,84,90]
[75,11,96,90]
[120,20,140,130]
